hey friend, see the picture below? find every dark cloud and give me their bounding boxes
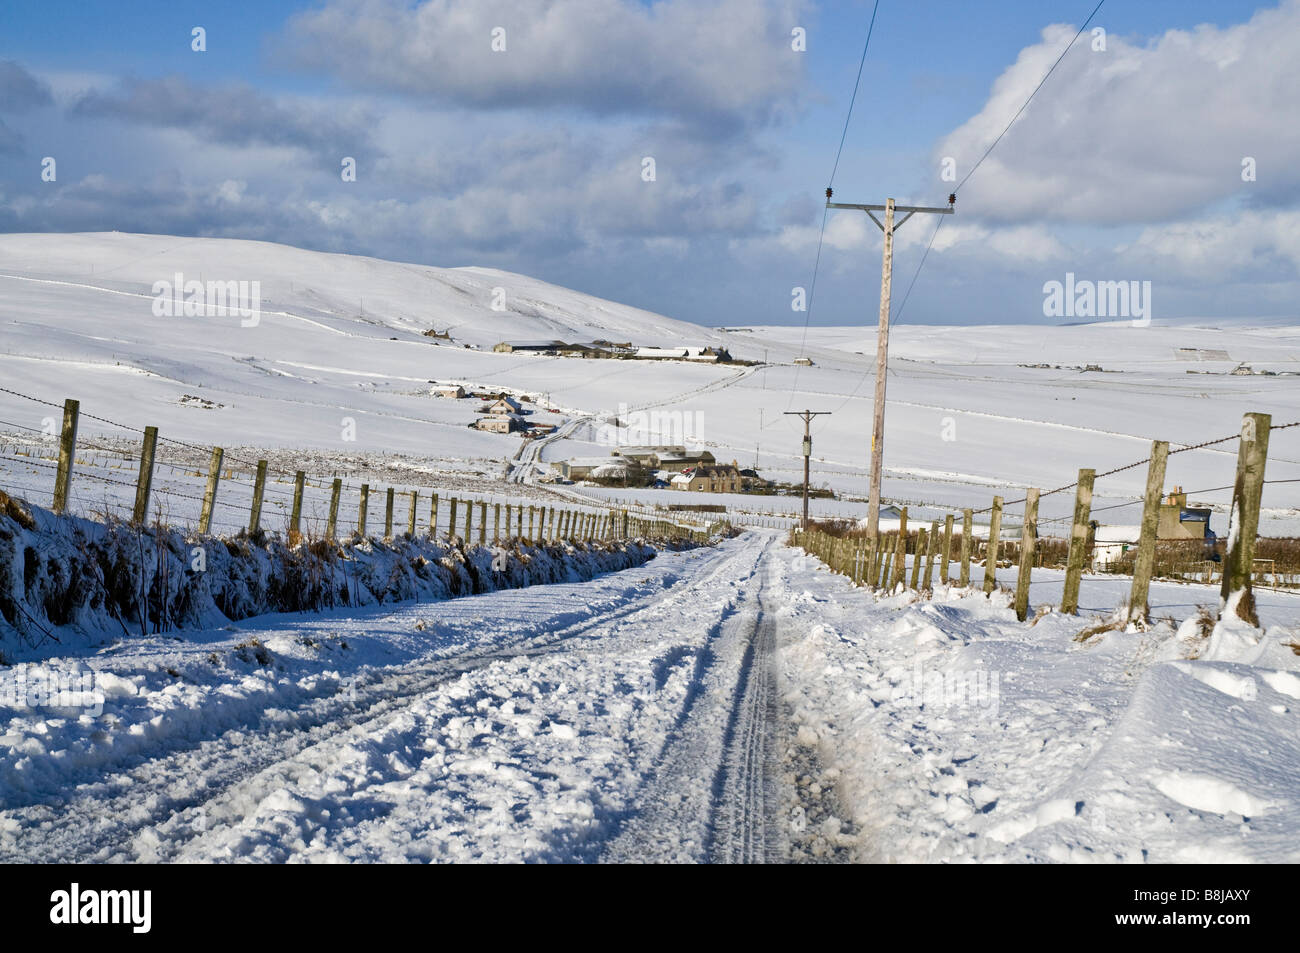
[70,76,379,160]
[0,60,54,112]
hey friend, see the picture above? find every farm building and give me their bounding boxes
[493,341,564,353]
[1092,525,1140,569]
[793,357,814,366]
[432,384,465,399]
[615,446,685,467]
[655,450,716,472]
[558,455,643,482]
[633,346,732,363]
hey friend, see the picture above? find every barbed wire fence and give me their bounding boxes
[0,386,721,548]
[794,412,1298,628]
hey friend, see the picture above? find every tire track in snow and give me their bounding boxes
[0,541,749,862]
[596,535,789,864]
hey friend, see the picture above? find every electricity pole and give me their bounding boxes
[826,190,954,542]
[784,409,831,530]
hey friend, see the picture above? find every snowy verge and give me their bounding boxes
[769,544,1300,862]
[0,489,697,661]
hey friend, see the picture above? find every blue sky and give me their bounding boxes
[1,0,1296,328]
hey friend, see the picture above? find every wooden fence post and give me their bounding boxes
[924,520,939,590]
[1061,468,1095,615]
[431,493,439,537]
[447,497,456,539]
[959,509,973,586]
[52,398,79,515]
[465,499,473,541]
[891,508,908,589]
[1128,441,1169,624]
[358,483,370,537]
[1220,413,1271,626]
[516,504,523,537]
[478,501,487,544]
[494,503,501,543]
[941,514,954,584]
[248,459,268,534]
[504,503,512,538]
[290,470,306,540]
[130,425,159,524]
[1014,488,1040,622]
[982,497,1003,594]
[327,478,341,541]
[198,447,224,534]
[408,490,418,536]
[909,529,924,589]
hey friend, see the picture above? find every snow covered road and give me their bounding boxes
[2,528,1297,863]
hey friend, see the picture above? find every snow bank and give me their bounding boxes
[0,491,687,661]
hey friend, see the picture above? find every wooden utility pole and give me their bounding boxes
[784,409,831,529]
[826,191,954,542]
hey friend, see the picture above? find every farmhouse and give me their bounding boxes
[484,395,523,415]
[432,384,465,399]
[671,464,742,493]
[474,413,525,434]
[1157,486,1213,540]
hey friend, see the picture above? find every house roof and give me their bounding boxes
[564,456,633,468]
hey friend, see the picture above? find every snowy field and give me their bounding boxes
[1,233,1298,538]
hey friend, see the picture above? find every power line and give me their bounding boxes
[827,0,881,189]
[788,1,883,401]
[954,0,1106,195]
[889,0,1106,330]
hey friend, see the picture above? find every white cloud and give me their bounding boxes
[1126,208,1300,279]
[284,0,809,131]
[936,1,1300,224]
